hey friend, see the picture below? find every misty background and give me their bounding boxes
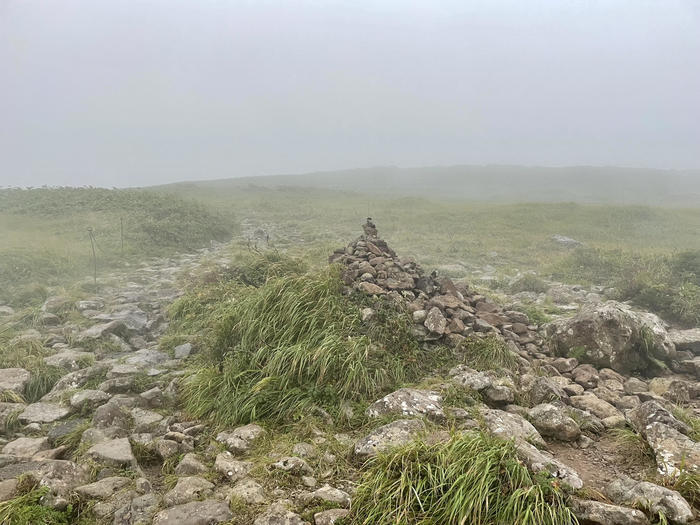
[1,0,699,188]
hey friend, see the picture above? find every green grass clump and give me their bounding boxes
[347,432,576,525]
[461,335,518,372]
[671,406,700,441]
[609,427,654,463]
[660,469,700,508]
[182,266,432,426]
[0,485,71,525]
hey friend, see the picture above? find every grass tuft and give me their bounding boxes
[347,431,576,525]
[460,335,518,372]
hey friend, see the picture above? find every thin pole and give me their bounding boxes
[88,227,97,289]
[120,217,124,256]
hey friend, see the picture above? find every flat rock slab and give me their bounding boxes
[19,403,71,424]
[74,476,131,499]
[43,351,92,371]
[153,499,232,525]
[1,437,50,457]
[87,438,136,467]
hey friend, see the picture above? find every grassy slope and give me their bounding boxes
[159,164,700,206]
[154,182,700,271]
[0,188,236,307]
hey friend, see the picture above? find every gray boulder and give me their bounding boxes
[481,408,545,447]
[668,328,700,355]
[606,476,692,524]
[546,301,675,374]
[527,403,580,441]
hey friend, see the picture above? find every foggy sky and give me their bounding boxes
[1,0,699,188]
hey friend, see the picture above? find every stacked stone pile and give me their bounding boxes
[329,219,542,354]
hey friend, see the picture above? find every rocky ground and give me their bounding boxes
[0,223,699,524]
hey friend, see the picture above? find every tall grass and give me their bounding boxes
[348,432,576,525]
[182,266,430,426]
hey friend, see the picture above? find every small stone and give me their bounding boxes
[173,343,193,359]
[163,476,214,507]
[214,453,253,481]
[314,509,350,525]
[229,478,266,504]
[308,484,351,507]
[354,419,425,458]
[174,453,208,476]
[271,456,312,475]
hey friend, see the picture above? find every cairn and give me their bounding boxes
[330,220,542,351]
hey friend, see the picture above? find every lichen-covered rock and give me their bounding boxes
[307,484,351,507]
[354,419,425,458]
[216,423,265,454]
[271,456,312,475]
[546,301,676,374]
[229,478,266,505]
[644,422,700,476]
[367,388,444,420]
[627,401,690,437]
[424,307,447,335]
[314,509,350,525]
[606,476,692,524]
